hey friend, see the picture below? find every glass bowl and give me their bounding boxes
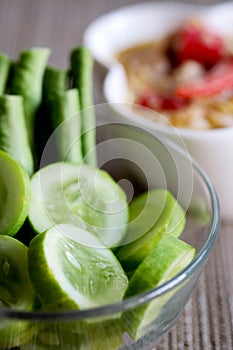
[0,118,220,350]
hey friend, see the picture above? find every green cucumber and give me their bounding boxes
[121,236,195,339]
[0,325,35,349]
[0,94,34,176]
[116,189,186,273]
[70,46,97,167]
[51,89,83,163]
[36,65,67,161]
[0,150,31,236]
[8,47,50,147]
[28,162,128,248]
[28,224,128,310]
[43,66,67,105]
[0,53,11,94]
[0,235,36,347]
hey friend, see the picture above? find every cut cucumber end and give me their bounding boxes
[28,224,128,311]
[28,162,128,248]
[0,235,36,347]
[0,235,35,310]
[0,150,31,236]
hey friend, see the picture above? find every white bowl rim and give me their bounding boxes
[83,1,233,68]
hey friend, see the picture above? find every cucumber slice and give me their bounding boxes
[28,162,128,248]
[20,331,80,350]
[116,189,186,273]
[0,325,34,349]
[121,236,195,339]
[22,319,123,350]
[0,235,36,347]
[77,319,124,350]
[28,224,128,310]
[0,235,35,309]
[0,150,31,236]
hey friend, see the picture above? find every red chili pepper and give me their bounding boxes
[175,61,233,98]
[136,90,187,111]
[174,21,226,68]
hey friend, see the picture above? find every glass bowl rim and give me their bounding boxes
[0,123,221,321]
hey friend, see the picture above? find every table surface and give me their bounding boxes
[0,0,232,349]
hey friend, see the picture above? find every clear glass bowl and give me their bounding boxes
[0,120,220,350]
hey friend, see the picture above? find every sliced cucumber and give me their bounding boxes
[28,162,128,248]
[0,150,31,236]
[121,236,195,339]
[0,235,35,309]
[0,235,36,347]
[22,319,123,350]
[0,324,35,349]
[116,189,186,273]
[28,224,128,310]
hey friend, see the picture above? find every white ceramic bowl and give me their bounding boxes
[84,1,233,221]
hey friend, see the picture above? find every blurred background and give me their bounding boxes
[0,0,227,68]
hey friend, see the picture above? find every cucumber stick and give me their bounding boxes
[43,66,67,105]
[8,47,50,147]
[51,88,83,163]
[0,53,11,94]
[70,47,97,167]
[36,66,67,161]
[0,95,34,175]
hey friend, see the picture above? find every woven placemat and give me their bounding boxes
[155,222,233,350]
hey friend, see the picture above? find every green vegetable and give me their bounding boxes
[0,235,36,347]
[28,162,129,248]
[121,236,195,339]
[21,319,123,350]
[8,47,50,148]
[35,66,67,161]
[28,224,128,310]
[43,66,67,105]
[51,88,83,163]
[0,53,11,94]
[70,47,97,167]
[116,189,186,273]
[0,149,31,237]
[0,95,34,175]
